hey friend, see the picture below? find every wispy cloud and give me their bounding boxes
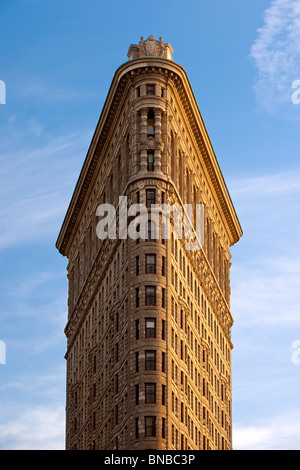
[229,169,300,327]
[0,403,65,450]
[17,79,100,104]
[10,271,63,297]
[232,256,300,327]
[0,366,65,450]
[229,170,300,196]
[230,168,300,449]
[234,410,300,449]
[250,0,300,113]
[0,124,91,249]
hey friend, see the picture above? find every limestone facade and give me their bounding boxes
[56,36,242,450]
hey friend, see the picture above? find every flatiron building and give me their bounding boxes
[56,36,242,450]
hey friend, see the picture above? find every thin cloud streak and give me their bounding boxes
[0,367,66,450]
[0,130,90,249]
[234,410,300,450]
[231,256,300,327]
[250,0,300,112]
[229,170,300,196]
[0,404,65,450]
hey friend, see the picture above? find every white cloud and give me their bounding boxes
[229,170,300,196]
[228,171,300,328]
[10,271,63,297]
[17,80,101,104]
[0,366,66,450]
[0,404,65,450]
[250,0,300,112]
[230,168,300,450]
[0,128,90,249]
[231,256,300,327]
[234,410,300,450]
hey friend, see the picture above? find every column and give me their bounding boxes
[140,108,148,172]
[154,109,162,172]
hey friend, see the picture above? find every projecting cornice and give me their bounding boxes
[56,52,242,256]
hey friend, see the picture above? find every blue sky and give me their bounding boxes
[0,0,300,450]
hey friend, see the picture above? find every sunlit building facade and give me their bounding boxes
[56,36,242,450]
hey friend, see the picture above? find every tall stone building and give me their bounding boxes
[56,36,242,451]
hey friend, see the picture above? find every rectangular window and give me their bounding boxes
[145,318,156,338]
[162,256,166,276]
[136,384,139,405]
[135,351,139,372]
[145,383,156,403]
[145,416,156,437]
[146,189,156,208]
[136,287,140,308]
[145,286,156,305]
[181,403,184,423]
[162,319,166,340]
[162,417,166,439]
[147,220,156,240]
[147,151,154,171]
[136,256,140,275]
[136,319,139,340]
[162,351,166,372]
[147,84,155,95]
[116,343,119,362]
[147,110,155,136]
[135,418,139,439]
[146,254,156,273]
[162,288,166,308]
[115,404,118,425]
[145,350,156,370]
[162,384,166,406]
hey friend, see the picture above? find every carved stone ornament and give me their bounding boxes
[127,36,173,61]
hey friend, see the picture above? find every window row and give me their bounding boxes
[136,85,165,98]
[136,254,166,276]
[135,416,166,439]
[135,382,166,405]
[135,318,166,340]
[135,350,166,372]
[136,286,166,308]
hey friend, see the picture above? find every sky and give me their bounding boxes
[0,0,300,450]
